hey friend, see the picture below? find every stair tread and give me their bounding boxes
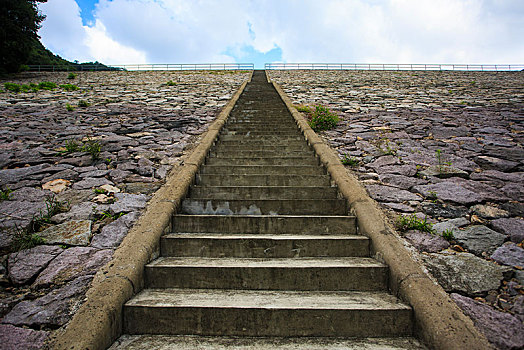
[147,257,384,268]
[163,233,366,240]
[110,335,426,349]
[126,288,410,310]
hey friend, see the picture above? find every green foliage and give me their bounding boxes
[14,230,45,251]
[341,154,359,167]
[83,139,101,160]
[38,81,57,90]
[295,105,312,113]
[78,99,89,107]
[308,105,339,131]
[0,187,13,201]
[0,0,47,73]
[435,149,452,174]
[31,195,68,232]
[65,103,75,111]
[94,188,106,194]
[67,72,77,79]
[98,211,124,221]
[442,229,454,241]
[64,139,81,152]
[60,83,78,91]
[396,214,434,233]
[4,82,21,92]
[166,80,176,86]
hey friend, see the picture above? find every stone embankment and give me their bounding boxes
[0,70,249,348]
[269,69,524,350]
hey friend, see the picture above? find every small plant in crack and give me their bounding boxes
[0,187,13,201]
[341,154,359,167]
[396,214,434,234]
[30,196,69,232]
[442,229,454,241]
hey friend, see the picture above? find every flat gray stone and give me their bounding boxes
[7,245,63,285]
[72,177,113,190]
[51,202,109,224]
[470,204,509,219]
[451,293,524,350]
[39,220,92,246]
[432,217,469,235]
[491,218,524,243]
[502,182,524,201]
[423,252,510,295]
[365,184,421,203]
[404,230,449,253]
[33,247,112,288]
[109,193,149,214]
[2,275,92,328]
[413,178,508,205]
[491,242,524,268]
[454,225,507,256]
[0,324,49,350]
[91,212,140,249]
[476,155,519,172]
[419,165,468,179]
[378,174,427,190]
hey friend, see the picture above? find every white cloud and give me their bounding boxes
[38,0,524,65]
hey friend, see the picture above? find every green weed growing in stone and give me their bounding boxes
[341,154,359,167]
[65,103,75,111]
[308,105,339,132]
[31,196,68,232]
[78,99,89,107]
[166,80,176,86]
[60,84,79,91]
[67,72,77,80]
[94,188,106,194]
[396,214,434,234]
[38,81,57,90]
[13,228,45,251]
[82,139,101,160]
[0,187,12,201]
[294,105,312,113]
[64,139,81,152]
[442,229,454,241]
[4,82,21,93]
[98,210,124,221]
[435,149,452,174]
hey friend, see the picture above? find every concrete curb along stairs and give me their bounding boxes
[48,74,252,350]
[268,73,493,349]
[111,71,425,349]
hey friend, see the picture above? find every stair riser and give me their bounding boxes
[160,237,370,258]
[199,166,325,175]
[211,145,311,153]
[145,266,387,291]
[205,158,319,166]
[217,140,308,147]
[123,307,412,337]
[180,199,347,215]
[172,216,357,235]
[209,151,315,158]
[188,186,338,200]
[195,174,331,186]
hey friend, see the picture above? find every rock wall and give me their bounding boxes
[0,70,249,348]
[269,69,524,350]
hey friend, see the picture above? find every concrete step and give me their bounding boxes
[188,186,339,200]
[222,129,300,134]
[212,144,310,153]
[209,150,315,158]
[205,157,319,166]
[110,334,426,350]
[123,289,413,337]
[172,215,357,235]
[218,134,304,142]
[144,257,387,291]
[195,174,332,186]
[199,165,325,175]
[180,199,348,215]
[160,234,370,258]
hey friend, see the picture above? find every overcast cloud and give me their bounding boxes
[38,0,524,67]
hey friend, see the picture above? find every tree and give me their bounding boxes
[0,0,47,73]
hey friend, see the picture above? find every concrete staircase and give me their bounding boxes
[111,71,424,349]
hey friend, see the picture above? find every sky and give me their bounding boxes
[37,0,524,69]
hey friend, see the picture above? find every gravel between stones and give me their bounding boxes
[0,70,249,346]
[269,69,524,350]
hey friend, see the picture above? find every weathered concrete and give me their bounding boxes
[272,75,492,349]
[48,74,251,350]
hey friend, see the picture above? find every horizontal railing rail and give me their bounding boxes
[26,63,254,72]
[265,63,524,71]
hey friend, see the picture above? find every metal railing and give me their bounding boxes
[264,63,524,71]
[26,63,254,72]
